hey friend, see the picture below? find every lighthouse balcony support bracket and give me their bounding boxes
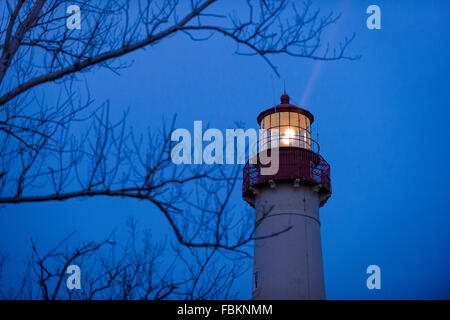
[242,147,331,207]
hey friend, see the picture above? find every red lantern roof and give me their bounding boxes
[256,93,314,125]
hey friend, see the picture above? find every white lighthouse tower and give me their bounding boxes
[243,93,331,300]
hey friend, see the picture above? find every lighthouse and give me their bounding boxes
[242,93,332,300]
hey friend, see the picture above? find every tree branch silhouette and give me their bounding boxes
[0,0,357,299]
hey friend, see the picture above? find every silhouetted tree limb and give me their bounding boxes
[0,0,357,105]
[1,220,245,299]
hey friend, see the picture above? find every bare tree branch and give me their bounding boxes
[0,0,358,299]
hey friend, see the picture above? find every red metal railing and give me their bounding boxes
[242,147,331,197]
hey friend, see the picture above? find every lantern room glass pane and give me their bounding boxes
[259,129,266,150]
[264,116,270,130]
[300,129,307,148]
[270,113,278,128]
[292,126,300,147]
[290,112,298,128]
[282,126,298,146]
[299,114,307,130]
[270,128,279,147]
[280,112,289,126]
[280,126,289,146]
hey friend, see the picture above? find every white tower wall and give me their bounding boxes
[252,182,325,300]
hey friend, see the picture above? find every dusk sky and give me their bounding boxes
[0,0,449,299]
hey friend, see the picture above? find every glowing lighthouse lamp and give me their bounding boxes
[243,93,332,300]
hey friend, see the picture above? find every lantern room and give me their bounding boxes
[243,92,331,208]
[257,93,316,152]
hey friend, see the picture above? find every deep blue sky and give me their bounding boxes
[1,0,449,299]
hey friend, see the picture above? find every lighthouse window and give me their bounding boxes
[270,113,278,127]
[280,126,292,146]
[260,111,313,150]
[280,112,289,126]
[291,112,299,128]
[260,129,267,150]
[270,128,279,147]
[264,116,270,130]
[299,114,306,131]
[300,129,306,148]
